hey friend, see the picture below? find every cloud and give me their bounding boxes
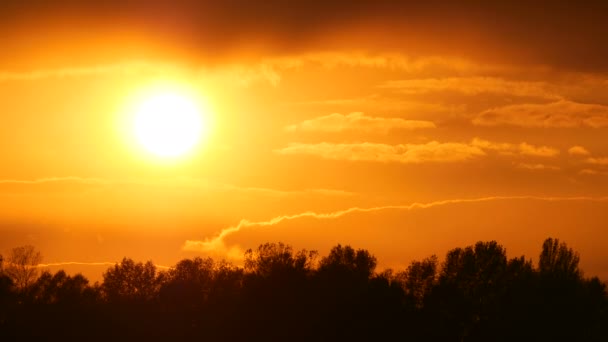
[0,62,178,82]
[290,94,462,110]
[0,177,110,185]
[568,146,591,156]
[254,53,485,73]
[183,195,608,256]
[0,53,489,88]
[2,2,608,71]
[518,143,561,157]
[586,157,608,166]
[214,184,355,198]
[0,52,499,89]
[275,141,486,164]
[286,96,467,122]
[471,139,559,157]
[0,176,354,197]
[0,177,112,193]
[275,139,559,164]
[577,149,608,176]
[285,112,436,133]
[515,163,560,171]
[380,77,560,99]
[580,169,608,176]
[473,100,608,128]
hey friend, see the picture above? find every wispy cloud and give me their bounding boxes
[0,62,179,82]
[0,176,354,198]
[515,163,560,171]
[518,143,560,157]
[380,77,561,99]
[296,53,495,73]
[0,177,112,193]
[0,177,111,185]
[473,100,608,128]
[286,95,465,117]
[121,53,495,88]
[275,139,559,164]
[183,195,608,256]
[580,169,608,176]
[567,149,608,176]
[568,146,591,156]
[285,112,436,133]
[0,53,504,88]
[275,141,486,163]
[586,157,608,166]
[471,138,560,157]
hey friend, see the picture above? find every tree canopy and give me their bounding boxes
[0,238,606,340]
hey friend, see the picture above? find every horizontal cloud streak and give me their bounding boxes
[586,157,608,166]
[380,77,561,99]
[568,146,591,156]
[0,62,178,82]
[471,138,559,157]
[471,139,560,157]
[516,163,560,171]
[287,95,466,117]
[276,139,559,163]
[285,112,436,133]
[0,177,111,185]
[473,101,608,128]
[580,169,608,176]
[183,195,608,255]
[0,176,354,197]
[275,141,485,163]
[3,2,608,71]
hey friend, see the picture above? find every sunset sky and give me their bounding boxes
[2,1,608,281]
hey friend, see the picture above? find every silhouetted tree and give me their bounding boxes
[241,243,318,339]
[4,245,42,290]
[160,257,214,306]
[536,238,588,340]
[476,255,537,341]
[318,244,377,280]
[0,239,606,341]
[314,245,380,339]
[28,270,91,305]
[0,270,14,329]
[432,241,508,340]
[208,259,243,300]
[539,237,580,279]
[398,255,438,308]
[244,242,317,277]
[102,258,161,302]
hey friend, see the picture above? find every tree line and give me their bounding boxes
[0,238,606,340]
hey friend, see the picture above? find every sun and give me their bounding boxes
[133,92,207,158]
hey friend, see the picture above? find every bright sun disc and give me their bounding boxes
[133,92,205,158]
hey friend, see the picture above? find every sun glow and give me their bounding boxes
[132,91,208,158]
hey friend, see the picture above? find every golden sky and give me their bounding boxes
[2,1,608,281]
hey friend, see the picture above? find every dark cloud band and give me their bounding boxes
[2,1,608,70]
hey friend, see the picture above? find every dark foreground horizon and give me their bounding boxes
[1,237,606,340]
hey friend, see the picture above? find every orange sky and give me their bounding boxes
[1,1,608,281]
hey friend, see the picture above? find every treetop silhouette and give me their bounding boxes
[0,238,606,340]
